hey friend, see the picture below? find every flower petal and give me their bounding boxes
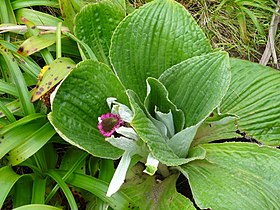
[106,151,132,197]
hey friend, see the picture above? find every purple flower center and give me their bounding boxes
[98,113,124,137]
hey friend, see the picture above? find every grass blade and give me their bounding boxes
[8,122,56,165]
[57,171,138,209]
[11,0,59,10]
[0,49,35,115]
[31,176,46,204]
[0,100,16,122]
[46,169,78,210]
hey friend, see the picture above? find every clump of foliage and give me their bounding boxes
[182,0,278,63]
[0,0,280,209]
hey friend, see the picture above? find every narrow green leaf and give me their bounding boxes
[46,169,78,210]
[8,122,56,165]
[241,6,264,35]
[0,79,18,96]
[160,51,231,127]
[15,9,63,26]
[13,204,62,210]
[110,0,212,100]
[0,40,41,79]
[0,113,44,134]
[0,49,35,115]
[0,114,46,159]
[0,100,16,122]
[122,168,196,210]
[45,152,88,204]
[0,0,17,24]
[12,0,59,10]
[238,1,277,13]
[56,170,138,209]
[179,143,280,210]
[75,0,125,64]
[220,58,280,146]
[49,60,128,159]
[31,176,46,204]
[0,99,22,119]
[13,175,33,208]
[63,31,98,60]
[0,166,21,208]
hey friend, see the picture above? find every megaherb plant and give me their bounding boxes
[47,0,280,209]
[0,0,280,209]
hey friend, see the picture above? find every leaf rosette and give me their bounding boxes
[48,0,280,209]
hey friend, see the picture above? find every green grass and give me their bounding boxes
[179,0,278,65]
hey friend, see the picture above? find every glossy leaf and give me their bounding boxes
[0,99,22,119]
[110,0,212,100]
[0,114,46,159]
[159,51,231,127]
[8,122,56,165]
[75,0,125,64]
[13,175,33,207]
[0,48,35,115]
[31,57,76,102]
[0,166,21,208]
[49,60,128,159]
[11,0,59,10]
[13,204,62,210]
[0,0,17,24]
[46,169,78,210]
[180,143,280,210]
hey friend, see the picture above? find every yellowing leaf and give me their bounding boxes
[17,33,57,56]
[31,57,76,102]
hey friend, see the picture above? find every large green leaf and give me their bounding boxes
[49,60,128,159]
[179,143,280,210]
[110,0,212,100]
[219,59,280,146]
[121,164,196,210]
[75,0,125,65]
[160,51,231,127]
[192,116,239,146]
